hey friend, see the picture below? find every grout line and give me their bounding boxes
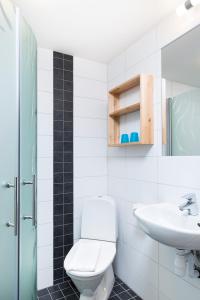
[74,74,107,84]
[74,95,107,102]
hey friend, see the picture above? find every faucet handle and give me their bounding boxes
[182,193,196,203]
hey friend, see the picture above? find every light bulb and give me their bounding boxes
[176,3,188,16]
[191,0,200,6]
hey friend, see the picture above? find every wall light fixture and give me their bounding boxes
[176,0,200,16]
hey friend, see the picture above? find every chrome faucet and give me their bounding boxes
[179,193,199,216]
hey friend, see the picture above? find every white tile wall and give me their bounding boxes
[37,48,53,290]
[107,7,200,300]
[73,57,107,242]
[37,53,108,288]
[37,5,200,297]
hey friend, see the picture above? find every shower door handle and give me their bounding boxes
[23,216,33,220]
[32,174,36,227]
[5,177,19,236]
[23,175,36,227]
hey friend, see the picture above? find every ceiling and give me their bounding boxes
[162,25,200,87]
[13,0,183,63]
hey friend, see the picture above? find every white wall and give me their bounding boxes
[37,52,108,289]
[107,7,200,300]
[37,48,54,290]
[73,57,108,241]
[36,5,200,297]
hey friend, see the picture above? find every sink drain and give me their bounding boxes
[197,223,200,227]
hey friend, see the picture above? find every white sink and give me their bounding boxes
[135,203,200,250]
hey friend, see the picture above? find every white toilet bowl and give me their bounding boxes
[64,196,118,300]
[64,239,116,300]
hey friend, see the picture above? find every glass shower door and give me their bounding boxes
[170,89,200,156]
[19,16,37,300]
[0,1,18,299]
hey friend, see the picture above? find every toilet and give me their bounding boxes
[64,195,118,300]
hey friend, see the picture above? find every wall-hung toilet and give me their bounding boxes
[64,195,118,300]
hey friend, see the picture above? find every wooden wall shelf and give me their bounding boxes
[109,102,140,118]
[108,74,154,146]
[109,142,141,147]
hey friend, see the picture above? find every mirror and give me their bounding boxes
[162,25,200,156]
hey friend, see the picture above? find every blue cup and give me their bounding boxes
[130,132,139,142]
[121,133,129,144]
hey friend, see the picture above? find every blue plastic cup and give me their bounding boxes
[130,132,139,142]
[121,133,129,144]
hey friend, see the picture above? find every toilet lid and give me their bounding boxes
[64,239,116,278]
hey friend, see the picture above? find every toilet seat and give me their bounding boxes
[64,239,116,278]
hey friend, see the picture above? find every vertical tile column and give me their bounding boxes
[37,48,53,290]
[53,51,73,284]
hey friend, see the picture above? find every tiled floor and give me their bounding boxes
[37,276,142,300]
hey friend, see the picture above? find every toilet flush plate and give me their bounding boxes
[134,203,200,250]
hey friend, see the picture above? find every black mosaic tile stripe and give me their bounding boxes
[53,51,73,284]
[38,276,143,300]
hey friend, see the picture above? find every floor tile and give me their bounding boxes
[38,275,142,300]
[38,288,49,297]
[38,295,52,300]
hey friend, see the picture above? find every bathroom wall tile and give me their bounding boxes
[124,157,158,182]
[37,267,53,290]
[38,92,53,114]
[74,76,107,101]
[124,132,161,157]
[74,176,107,198]
[38,245,53,270]
[74,157,107,178]
[37,179,53,203]
[159,266,200,300]
[159,243,200,291]
[38,157,53,179]
[38,48,53,71]
[38,223,53,247]
[74,117,107,138]
[53,52,74,284]
[126,51,161,81]
[108,176,158,207]
[108,52,126,81]
[158,183,200,208]
[74,137,107,157]
[106,6,200,300]
[126,224,158,262]
[74,97,107,119]
[158,156,200,189]
[125,30,158,70]
[38,135,53,158]
[115,244,158,300]
[108,73,126,90]
[37,48,54,288]
[74,57,107,82]
[38,69,53,93]
[73,216,81,241]
[107,157,126,178]
[38,201,53,225]
[38,113,53,136]
[107,146,126,157]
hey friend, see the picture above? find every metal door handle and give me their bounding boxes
[5,177,19,236]
[23,180,33,185]
[32,175,36,227]
[5,183,15,188]
[6,222,15,228]
[23,216,33,220]
[23,175,36,226]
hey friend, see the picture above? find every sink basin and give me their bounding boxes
[135,203,200,250]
